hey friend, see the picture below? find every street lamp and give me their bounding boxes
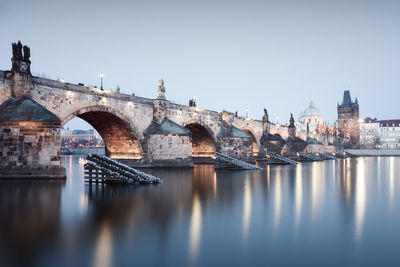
[246,108,248,118]
[100,72,104,90]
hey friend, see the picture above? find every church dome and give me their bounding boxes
[301,101,321,117]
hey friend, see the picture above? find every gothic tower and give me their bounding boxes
[337,90,360,148]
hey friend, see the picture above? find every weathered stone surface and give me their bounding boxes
[0,165,65,179]
[144,134,192,161]
[143,118,192,165]
[286,137,308,155]
[215,125,253,160]
[0,120,63,172]
[259,133,286,155]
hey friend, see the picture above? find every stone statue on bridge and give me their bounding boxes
[157,79,166,100]
[289,113,295,127]
[12,41,23,61]
[11,41,31,74]
[159,79,164,89]
[23,45,31,63]
[262,108,269,124]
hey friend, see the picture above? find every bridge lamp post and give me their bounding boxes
[100,72,104,90]
[246,108,248,118]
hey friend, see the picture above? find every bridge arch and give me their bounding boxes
[62,105,143,159]
[242,129,259,156]
[183,121,216,157]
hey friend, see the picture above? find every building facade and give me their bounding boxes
[359,117,380,149]
[337,90,360,148]
[61,129,103,148]
[378,120,400,149]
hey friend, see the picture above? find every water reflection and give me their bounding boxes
[295,164,302,230]
[355,158,366,242]
[0,180,64,266]
[273,167,282,231]
[1,156,400,267]
[92,221,113,267]
[242,176,252,242]
[389,157,395,209]
[311,162,325,221]
[189,194,202,263]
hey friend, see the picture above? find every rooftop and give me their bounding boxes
[0,95,60,122]
[338,90,358,108]
[144,118,191,135]
[301,101,322,117]
[379,120,400,127]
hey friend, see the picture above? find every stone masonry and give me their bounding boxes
[0,96,65,178]
[0,42,340,170]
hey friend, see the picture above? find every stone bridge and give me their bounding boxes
[0,42,336,172]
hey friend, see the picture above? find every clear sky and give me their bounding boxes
[1,0,399,129]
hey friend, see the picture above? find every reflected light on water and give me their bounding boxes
[213,172,217,197]
[68,156,73,187]
[295,164,303,229]
[345,159,352,205]
[6,156,400,267]
[92,221,113,267]
[79,194,88,215]
[274,167,282,231]
[377,157,381,188]
[355,158,366,242]
[242,177,252,242]
[389,157,395,209]
[189,194,202,263]
[311,162,324,220]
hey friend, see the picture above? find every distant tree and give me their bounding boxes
[116,85,120,93]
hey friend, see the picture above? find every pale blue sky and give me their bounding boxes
[1,0,399,129]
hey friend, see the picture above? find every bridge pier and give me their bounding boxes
[0,96,65,179]
[216,111,254,163]
[285,113,307,156]
[258,112,285,157]
[142,117,193,168]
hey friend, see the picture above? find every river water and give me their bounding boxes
[1,156,400,267]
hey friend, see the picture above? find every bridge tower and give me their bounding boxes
[337,90,360,148]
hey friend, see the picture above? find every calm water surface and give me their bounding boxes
[1,156,400,267]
